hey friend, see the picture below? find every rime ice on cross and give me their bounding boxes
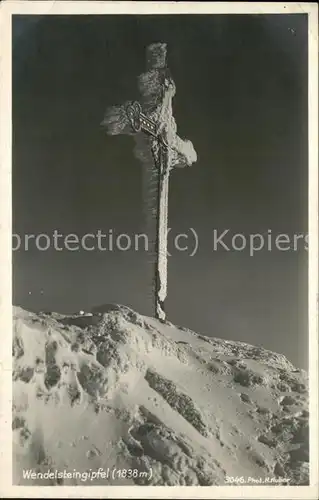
[102,43,197,321]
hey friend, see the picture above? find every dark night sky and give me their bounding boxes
[12,14,308,368]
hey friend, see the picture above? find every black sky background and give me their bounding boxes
[12,14,308,368]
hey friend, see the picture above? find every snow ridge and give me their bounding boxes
[12,304,309,486]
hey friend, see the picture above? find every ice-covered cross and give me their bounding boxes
[102,43,197,321]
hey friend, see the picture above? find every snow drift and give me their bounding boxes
[13,304,309,486]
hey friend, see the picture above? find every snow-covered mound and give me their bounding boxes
[13,304,309,486]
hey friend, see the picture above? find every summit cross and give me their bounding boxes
[102,43,197,321]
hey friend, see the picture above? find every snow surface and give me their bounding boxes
[13,304,309,486]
